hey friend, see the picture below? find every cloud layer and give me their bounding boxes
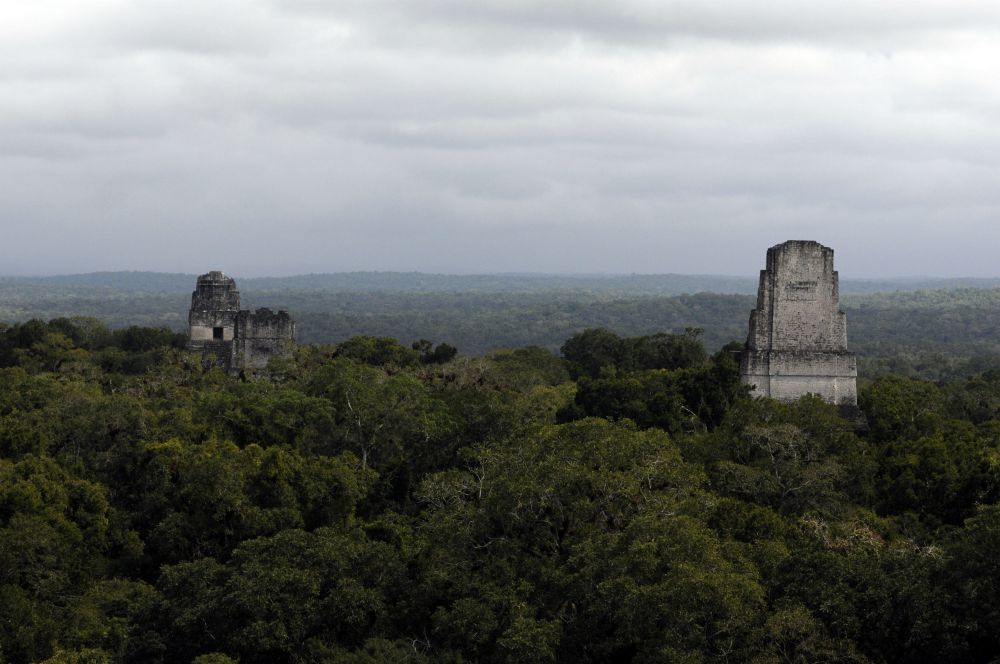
[3,0,1000,276]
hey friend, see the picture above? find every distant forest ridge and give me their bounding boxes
[4,275,1000,380]
[5,270,1000,295]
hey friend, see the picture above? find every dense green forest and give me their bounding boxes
[2,316,1000,663]
[4,273,1000,380]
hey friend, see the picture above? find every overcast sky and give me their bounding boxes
[3,1,1000,277]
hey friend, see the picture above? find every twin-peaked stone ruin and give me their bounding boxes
[739,240,858,406]
[187,271,295,373]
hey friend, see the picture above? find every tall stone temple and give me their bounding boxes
[188,271,296,373]
[739,241,857,406]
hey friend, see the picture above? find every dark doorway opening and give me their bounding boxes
[213,327,224,340]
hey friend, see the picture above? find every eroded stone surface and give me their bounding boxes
[188,271,295,373]
[740,241,858,406]
[234,308,296,371]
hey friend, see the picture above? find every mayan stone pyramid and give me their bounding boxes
[739,240,858,406]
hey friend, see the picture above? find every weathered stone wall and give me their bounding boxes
[740,241,858,406]
[188,271,241,361]
[233,308,296,371]
[742,349,857,405]
[187,272,295,373]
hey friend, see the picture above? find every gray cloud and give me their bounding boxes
[2,0,1000,277]
[280,0,1000,48]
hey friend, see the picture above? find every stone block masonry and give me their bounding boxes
[740,241,858,406]
[187,271,295,373]
[233,308,296,371]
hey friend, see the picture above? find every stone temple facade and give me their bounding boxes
[188,271,295,373]
[739,241,857,406]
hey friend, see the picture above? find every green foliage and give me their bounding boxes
[2,317,1000,662]
[413,339,459,365]
[336,335,421,368]
[571,371,688,432]
[302,358,457,512]
[861,376,947,443]
[705,397,874,516]
[37,649,113,664]
[561,334,744,433]
[112,326,186,353]
[157,528,406,664]
[414,419,766,662]
[191,655,237,664]
[488,346,569,386]
[60,580,165,662]
[942,505,1000,660]
[192,383,336,452]
[561,327,708,379]
[0,318,184,376]
[861,377,1000,525]
[0,456,112,663]
[124,439,372,566]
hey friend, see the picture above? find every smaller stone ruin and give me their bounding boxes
[739,241,857,406]
[188,271,295,373]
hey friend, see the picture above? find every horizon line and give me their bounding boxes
[5,269,1000,281]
